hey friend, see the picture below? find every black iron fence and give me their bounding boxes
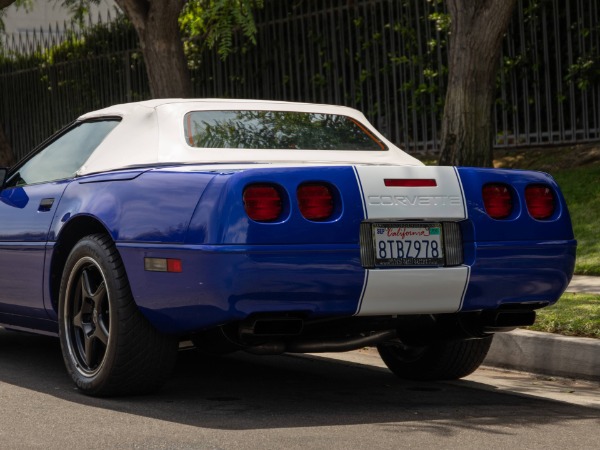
[1,0,599,161]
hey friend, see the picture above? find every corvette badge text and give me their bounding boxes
[367,195,462,207]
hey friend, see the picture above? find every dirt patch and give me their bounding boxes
[493,142,600,172]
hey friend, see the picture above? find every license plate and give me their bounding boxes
[372,222,444,267]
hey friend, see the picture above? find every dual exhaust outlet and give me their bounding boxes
[239,316,397,354]
[236,309,536,355]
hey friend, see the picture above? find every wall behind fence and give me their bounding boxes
[1,0,599,161]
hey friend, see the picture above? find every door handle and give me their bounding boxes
[38,198,55,212]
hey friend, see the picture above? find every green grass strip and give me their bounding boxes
[527,293,600,338]
[552,166,600,276]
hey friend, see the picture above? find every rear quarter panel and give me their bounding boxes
[186,166,365,245]
[50,169,217,243]
[457,167,576,310]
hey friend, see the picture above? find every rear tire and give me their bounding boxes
[377,336,493,381]
[58,233,178,396]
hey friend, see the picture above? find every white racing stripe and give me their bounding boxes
[353,165,469,315]
[356,266,469,315]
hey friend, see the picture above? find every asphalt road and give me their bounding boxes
[1,329,599,449]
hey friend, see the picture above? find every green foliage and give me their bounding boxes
[60,0,101,26]
[428,6,450,32]
[180,0,264,63]
[0,13,136,67]
[47,15,136,62]
[498,0,600,101]
[566,55,600,90]
[2,0,599,157]
[0,0,93,34]
[3,0,264,62]
[1,13,146,151]
[350,0,449,122]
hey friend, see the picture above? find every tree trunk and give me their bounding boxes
[438,0,517,167]
[0,0,17,9]
[115,0,192,98]
[0,123,14,167]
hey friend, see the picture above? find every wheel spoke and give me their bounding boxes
[91,279,109,346]
[81,269,95,300]
[74,275,95,331]
[73,309,84,329]
[82,270,107,306]
[83,331,97,367]
[91,280,107,305]
[94,320,109,346]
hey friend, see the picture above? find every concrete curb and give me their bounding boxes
[484,329,600,381]
[481,275,600,380]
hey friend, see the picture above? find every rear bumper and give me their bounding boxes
[118,238,576,335]
[463,239,576,310]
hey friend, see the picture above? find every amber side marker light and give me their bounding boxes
[297,183,334,220]
[144,258,183,273]
[482,183,513,219]
[243,184,283,222]
[525,184,555,220]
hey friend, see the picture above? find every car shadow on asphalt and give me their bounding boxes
[1,328,598,432]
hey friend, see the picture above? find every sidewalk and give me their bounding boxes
[564,275,600,294]
[483,274,600,381]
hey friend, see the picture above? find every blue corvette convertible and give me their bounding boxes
[0,99,576,396]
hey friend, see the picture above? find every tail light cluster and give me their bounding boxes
[525,184,555,220]
[297,184,334,220]
[243,182,335,222]
[243,185,282,222]
[482,183,556,220]
[482,184,513,219]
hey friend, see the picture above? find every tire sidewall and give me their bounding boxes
[378,336,493,381]
[58,235,121,393]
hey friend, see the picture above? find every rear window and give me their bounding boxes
[184,110,387,150]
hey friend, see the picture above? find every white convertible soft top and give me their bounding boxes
[76,99,423,175]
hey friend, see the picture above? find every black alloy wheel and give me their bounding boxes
[59,233,177,396]
[63,256,111,377]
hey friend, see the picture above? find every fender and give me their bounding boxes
[49,169,217,243]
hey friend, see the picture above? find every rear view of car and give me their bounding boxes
[0,99,575,395]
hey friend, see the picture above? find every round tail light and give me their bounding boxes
[482,183,513,219]
[297,183,334,221]
[525,184,555,220]
[243,184,282,222]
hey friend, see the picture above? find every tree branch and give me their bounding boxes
[113,0,149,34]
